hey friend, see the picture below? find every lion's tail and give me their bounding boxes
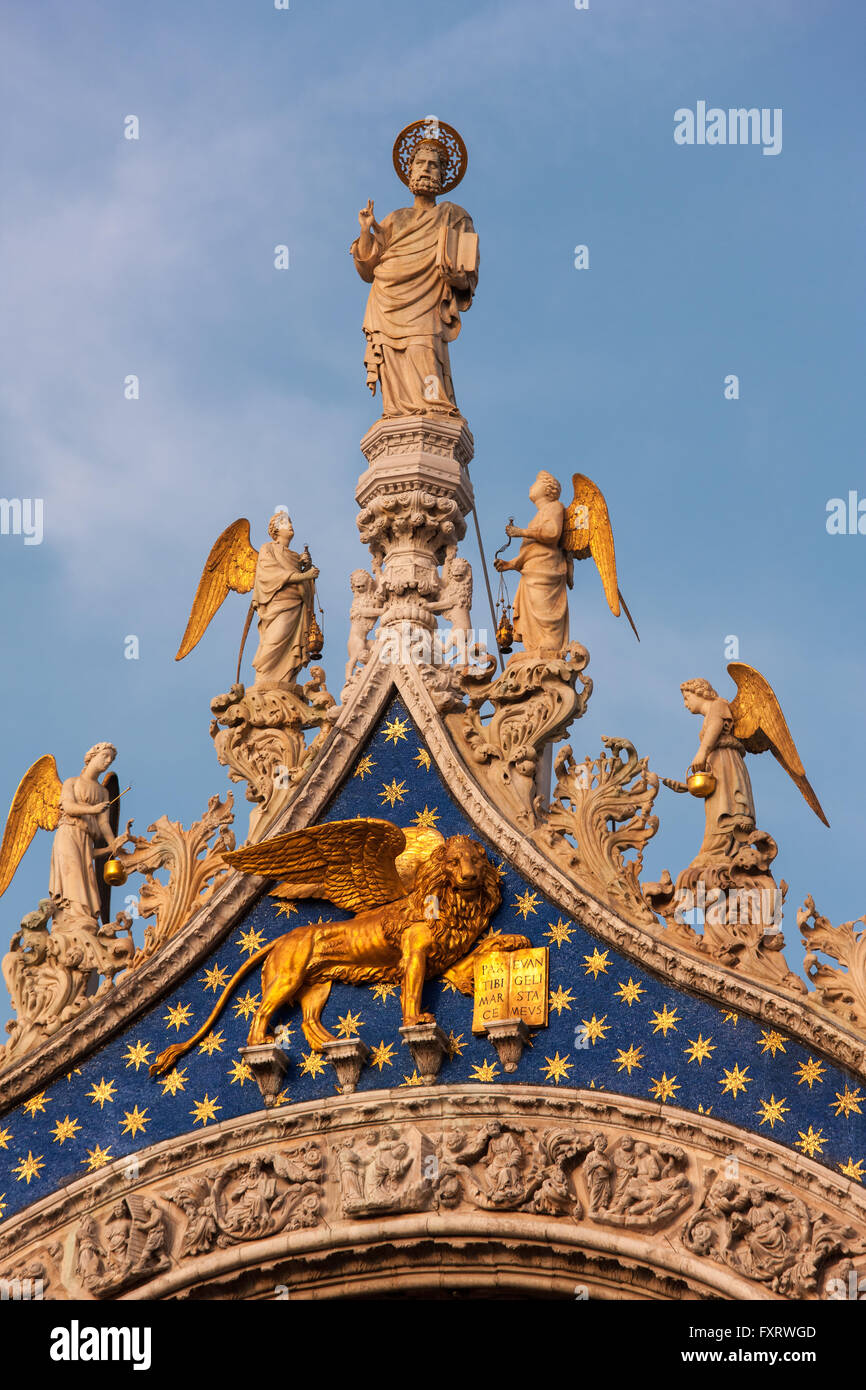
[149,941,278,1077]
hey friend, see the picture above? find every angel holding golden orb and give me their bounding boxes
[0,743,131,927]
[494,470,639,657]
[176,511,320,690]
[650,664,829,931]
[352,118,478,418]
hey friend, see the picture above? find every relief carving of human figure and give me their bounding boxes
[351,121,478,418]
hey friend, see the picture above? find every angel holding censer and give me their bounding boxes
[493,469,639,656]
[175,510,322,688]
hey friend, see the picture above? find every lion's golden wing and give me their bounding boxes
[175,518,258,661]
[563,473,621,617]
[728,662,829,826]
[0,755,62,898]
[223,818,408,911]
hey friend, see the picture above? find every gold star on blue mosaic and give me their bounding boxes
[13,1151,44,1184]
[471,1058,501,1082]
[580,1014,609,1045]
[228,1058,253,1085]
[544,917,575,948]
[723,1012,739,1026]
[831,1085,863,1118]
[413,805,440,829]
[50,1116,81,1145]
[684,1034,716,1065]
[379,778,407,806]
[719,1062,751,1098]
[697,1103,713,1115]
[371,983,397,1003]
[447,1031,466,1058]
[615,1044,644,1075]
[370,1041,396,1070]
[164,1002,193,1031]
[120,1105,150,1139]
[81,1144,113,1172]
[582,948,610,979]
[839,1157,865,1182]
[197,1030,225,1057]
[649,1073,680,1103]
[796,1125,826,1158]
[383,715,410,745]
[795,1057,826,1089]
[615,977,645,1006]
[651,1004,681,1036]
[756,1094,789,1129]
[757,1029,787,1058]
[86,1078,117,1109]
[336,1009,364,1038]
[200,964,231,992]
[276,899,299,920]
[0,1126,12,1150]
[300,1051,327,1078]
[354,754,376,779]
[190,1094,221,1127]
[401,1070,423,1086]
[158,1066,189,1096]
[22,1092,50,1118]
[541,1052,572,1085]
[0,1194,6,1219]
[513,890,540,919]
[232,990,260,1021]
[237,926,266,956]
[122,1041,153,1071]
[414,748,431,771]
[549,985,574,1015]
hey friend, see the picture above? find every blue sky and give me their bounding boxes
[0,0,863,977]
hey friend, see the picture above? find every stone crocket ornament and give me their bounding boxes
[494,470,638,658]
[150,818,529,1069]
[351,118,478,418]
[176,512,320,691]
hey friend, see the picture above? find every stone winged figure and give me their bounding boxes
[351,118,478,418]
[0,744,129,927]
[495,470,639,657]
[175,512,319,690]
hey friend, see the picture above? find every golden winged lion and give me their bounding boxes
[176,512,319,688]
[151,818,529,1073]
[495,470,638,655]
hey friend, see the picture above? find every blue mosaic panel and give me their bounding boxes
[1,696,864,1221]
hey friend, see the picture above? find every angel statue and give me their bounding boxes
[0,743,130,927]
[176,512,320,691]
[644,664,827,975]
[351,118,478,418]
[494,471,639,657]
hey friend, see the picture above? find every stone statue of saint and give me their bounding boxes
[496,471,570,656]
[251,513,319,689]
[351,119,478,418]
[49,742,121,922]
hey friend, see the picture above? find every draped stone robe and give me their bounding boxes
[352,200,477,417]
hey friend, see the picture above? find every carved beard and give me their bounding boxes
[408,167,442,196]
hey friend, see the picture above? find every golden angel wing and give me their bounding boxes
[562,474,639,639]
[727,662,829,826]
[0,755,63,898]
[222,818,409,911]
[175,518,258,661]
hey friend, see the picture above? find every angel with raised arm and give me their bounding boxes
[176,512,319,691]
[494,470,639,657]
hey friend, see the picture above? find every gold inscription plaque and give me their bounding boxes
[472,947,549,1034]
